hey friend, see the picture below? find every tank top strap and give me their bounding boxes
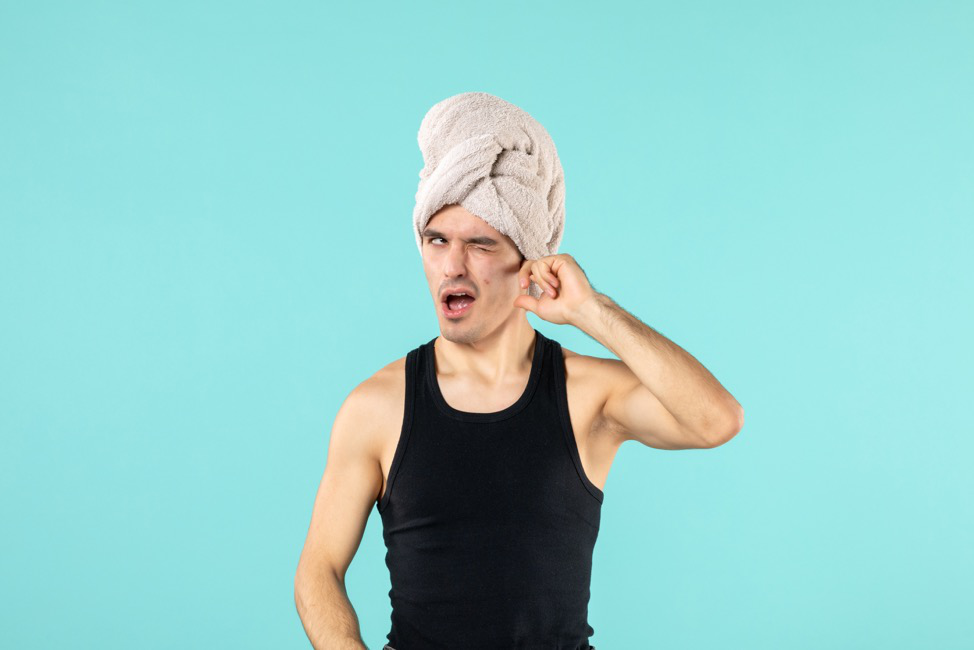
[544,334,605,504]
[376,343,422,514]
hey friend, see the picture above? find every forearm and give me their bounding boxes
[571,292,743,433]
[294,568,368,650]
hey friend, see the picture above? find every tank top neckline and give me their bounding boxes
[424,328,547,423]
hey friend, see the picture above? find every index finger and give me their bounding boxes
[517,258,533,289]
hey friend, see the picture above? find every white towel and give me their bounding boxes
[412,92,566,300]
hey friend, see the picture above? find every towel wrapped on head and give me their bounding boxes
[412,91,566,300]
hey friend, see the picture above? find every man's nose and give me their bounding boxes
[441,244,470,276]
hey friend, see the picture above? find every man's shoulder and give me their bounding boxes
[331,352,410,457]
[345,352,409,413]
[557,343,618,385]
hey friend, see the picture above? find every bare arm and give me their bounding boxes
[294,380,386,649]
[295,569,368,650]
[574,293,744,449]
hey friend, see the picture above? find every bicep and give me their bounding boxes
[295,388,383,584]
[599,358,711,450]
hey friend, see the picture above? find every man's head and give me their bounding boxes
[411,92,566,308]
[421,204,528,344]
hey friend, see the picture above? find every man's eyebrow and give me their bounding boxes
[421,229,500,246]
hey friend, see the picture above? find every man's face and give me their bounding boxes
[420,204,526,342]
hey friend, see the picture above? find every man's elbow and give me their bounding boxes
[704,406,744,448]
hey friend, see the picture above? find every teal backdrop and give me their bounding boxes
[2,1,971,648]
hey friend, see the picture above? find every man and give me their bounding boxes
[294,93,743,650]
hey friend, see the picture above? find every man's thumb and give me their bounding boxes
[514,294,538,313]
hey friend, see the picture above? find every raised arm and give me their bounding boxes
[575,294,744,450]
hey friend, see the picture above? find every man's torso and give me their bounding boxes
[368,343,625,508]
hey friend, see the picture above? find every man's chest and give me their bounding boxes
[375,369,621,503]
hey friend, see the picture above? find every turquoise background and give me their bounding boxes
[2,1,971,648]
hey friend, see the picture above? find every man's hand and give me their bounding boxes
[513,253,599,326]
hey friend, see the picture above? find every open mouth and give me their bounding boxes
[442,292,476,318]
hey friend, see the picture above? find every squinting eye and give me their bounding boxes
[426,237,490,252]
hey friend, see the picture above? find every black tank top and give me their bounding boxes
[376,328,604,650]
